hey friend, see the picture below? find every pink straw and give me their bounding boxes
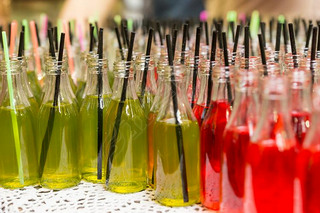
[63,21,75,76]
[77,22,85,52]
[41,15,48,42]
[9,21,18,57]
[29,21,42,77]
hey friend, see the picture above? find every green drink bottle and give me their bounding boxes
[75,52,88,104]
[154,64,200,207]
[25,50,42,103]
[0,59,39,189]
[79,54,112,183]
[38,57,80,189]
[104,60,148,193]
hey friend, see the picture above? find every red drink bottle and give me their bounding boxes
[221,68,259,213]
[297,85,320,213]
[200,65,234,210]
[245,77,296,213]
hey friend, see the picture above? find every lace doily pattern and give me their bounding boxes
[0,181,214,213]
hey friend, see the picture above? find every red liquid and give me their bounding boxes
[248,140,296,213]
[200,100,231,210]
[291,111,310,148]
[193,104,207,126]
[297,149,320,213]
[147,112,157,187]
[223,126,250,199]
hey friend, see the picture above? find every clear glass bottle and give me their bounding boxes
[25,50,42,103]
[38,58,80,189]
[245,76,296,213]
[79,53,112,183]
[200,65,234,210]
[0,59,39,188]
[104,60,147,193]
[297,85,320,213]
[154,64,200,206]
[221,68,259,212]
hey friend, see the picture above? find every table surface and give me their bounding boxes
[0,181,216,213]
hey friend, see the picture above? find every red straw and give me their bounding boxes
[63,21,75,76]
[29,21,42,77]
[9,21,18,57]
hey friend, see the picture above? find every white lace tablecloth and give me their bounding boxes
[0,181,215,213]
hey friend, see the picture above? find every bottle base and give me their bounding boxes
[201,200,220,210]
[41,176,81,190]
[82,173,105,184]
[106,181,146,194]
[0,177,39,189]
[156,197,199,207]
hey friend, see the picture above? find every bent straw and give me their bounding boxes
[9,21,17,57]
[105,32,135,185]
[114,27,124,60]
[288,23,299,69]
[29,21,42,78]
[63,22,75,76]
[258,34,267,76]
[180,23,188,65]
[2,31,24,184]
[97,28,104,179]
[39,33,65,178]
[231,25,241,65]
[139,28,153,104]
[191,27,201,109]
[222,32,233,104]
[166,34,189,203]
[201,31,217,121]
[274,22,282,63]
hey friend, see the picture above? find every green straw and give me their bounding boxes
[127,19,133,31]
[278,15,286,24]
[22,19,30,51]
[57,19,63,41]
[114,15,122,26]
[2,31,24,185]
[250,10,260,38]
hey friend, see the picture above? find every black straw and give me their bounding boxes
[114,27,124,60]
[39,33,65,178]
[97,28,104,180]
[244,26,250,69]
[35,22,41,47]
[231,25,241,65]
[305,23,313,56]
[0,26,3,50]
[106,32,136,185]
[258,34,267,76]
[310,27,317,84]
[166,34,189,203]
[269,18,274,43]
[317,24,320,54]
[274,22,282,63]
[54,26,58,51]
[222,32,233,104]
[139,28,153,104]
[191,27,201,108]
[204,21,209,45]
[18,31,24,58]
[283,22,289,53]
[180,24,188,64]
[260,22,266,48]
[172,28,178,58]
[288,23,298,68]
[47,29,55,58]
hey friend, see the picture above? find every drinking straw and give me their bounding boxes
[95,21,99,40]
[123,26,129,48]
[105,32,135,185]
[244,26,250,69]
[274,22,282,63]
[258,34,267,76]
[0,26,3,50]
[165,34,189,203]
[305,23,313,55]
[127,19,133,31]
[260,22,266,48]
[96,28,104,179]
[89,25,94,52]
[191,27,201,108]
[282,23,288,53]
[317,24,320,56]
[9,21,17,57]
[29,21,42,77]
[201,31,217,121]
[294,18,300,37]
[40,13,48,41]
[39,33,65,177]
[63,22,75,76]
[35,22,41,47]
[288,23,299,68]
[114,27,124,60]
[120,23,126,48]
[77,22,85,52]
[114,15,122,26]
[217,23,223,49]
[171,29,178,58]
[222,32,233,105]
[18,31,24,58]
[8,23,11,45]
[47,29,55,58]
[278,15,285,24]
[68,21,73,45]
[310,27,317,83]
[269,17,274,43]
[249,10,260,39]
[231,25,241,65]
[204,21,209,45]
[156,22,163,46]
[2,31,24,185]
[139,28,153,104]
[54,26,58,51]
[180,23,188,65]
[22,20,30,51]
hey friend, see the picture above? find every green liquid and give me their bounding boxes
[38,102,80,189]
[79,94,111,183]
[26,71,42,103]
[154,119,200,206]
[76,80,86,104]
[69,75,77,94]
[0,106,39,188]
[104,98,148,193]
[139,92,155,117]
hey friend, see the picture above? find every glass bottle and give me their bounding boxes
[288,67,312,149]
[38,57,80,189]
[245,76,296,213]
[25,50,42,103]
[75,51,88,103]
[79,54,112,183]
[200,65,234,210]
[0,59,39,188]
[104,60,147,193]
[221,68,259,212]
[297,85,320,213]
[134,54,157,116]
[154,64,200,206]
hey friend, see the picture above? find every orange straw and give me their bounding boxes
[9,21,18,57]
[29,21,42,78]
[63,21,75,76]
